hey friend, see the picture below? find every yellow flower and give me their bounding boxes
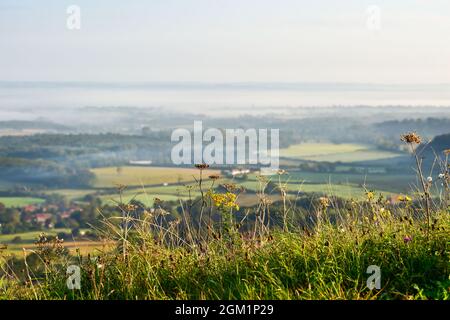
[379,208,391,217]
[209,192,239,210]
[366,191,375,201]
[398,195,412,202]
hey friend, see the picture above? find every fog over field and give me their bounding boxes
[1,81,450,117]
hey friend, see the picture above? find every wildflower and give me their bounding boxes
[222,183,238,192]
[427,176,433,183]
[143,210,153,219]
[116,184,128,192]
[403,236,412,244]
[438,173,445,179]
[123,204,138,211]
[208,191,239,211]
[277,169,286,175]
[319,197,330,208]
[154,208,170,216]
[443,149,450,155]
[400,132,421,144]
[154,197,163,205]
[208,174,220,180]
[379,208,391,217]
[256,175,268,183]
[169,219,181,227]
[398,195,412,202]
[366,191,375,201]
[259,195,273,206]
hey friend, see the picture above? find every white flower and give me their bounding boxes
[427,176,433,183]
[438,173,445,179]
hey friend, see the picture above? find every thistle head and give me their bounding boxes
[400,132,421,144]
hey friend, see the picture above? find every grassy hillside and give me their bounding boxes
[0,134,448,300]
[1,208,448,300]
[1,165,448,300]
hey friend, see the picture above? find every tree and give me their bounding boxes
[11,236,22,244]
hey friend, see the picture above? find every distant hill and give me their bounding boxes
[415,133,450,173]
[423,133,450,155]
[374,118,450,141]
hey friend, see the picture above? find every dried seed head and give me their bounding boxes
[319,197,330,208]
[222,183,238,192]
[400,132,421,144]
[195,163,210,170]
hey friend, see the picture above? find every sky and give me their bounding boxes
[1,0,449,85]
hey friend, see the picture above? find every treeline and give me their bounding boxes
[0,132,173,166]
[0,157,94,187]
[209,116,450,146]
[0,132,174,188]
[0,120,71,131]
[374,118,450,142]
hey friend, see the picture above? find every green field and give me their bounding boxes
[280,143,403,162]
[245,171,414,194]
[100,192,191,207]
[0,229,72,244]
[91,166,221,188]
[43,170,409,205]
[0,228,72,254]
[0,197,45,207]
[239,180,389,199]
[42,189,95,201]
[13,148,415,208]
[0,229,105,255]
[97,178,225,206]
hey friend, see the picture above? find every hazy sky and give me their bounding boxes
[1,0,450,84]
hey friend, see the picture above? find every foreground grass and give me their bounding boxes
[1,140,449,299]
[1,210,448,300]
